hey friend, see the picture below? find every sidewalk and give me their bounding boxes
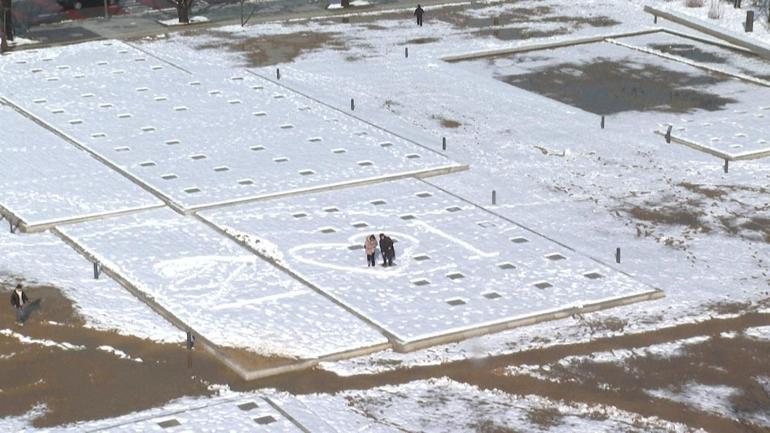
[11,0,466,49]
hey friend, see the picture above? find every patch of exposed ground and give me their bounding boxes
[249,310,770,433]
[0,283,239,428]
[431,114,462,128]
[316,4,618,41]
[499,59,737,115]
[195,30,348,67]
[618,182,770,246]
[5,275,769,432]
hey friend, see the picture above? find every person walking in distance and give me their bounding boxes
[379,233,395,267]
[414,4,424,26]
[10,283,28,326]
[364,234,378,267]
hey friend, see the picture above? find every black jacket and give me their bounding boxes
[414,6,424,16]
[10,290,28,309]
[379,236,395,258]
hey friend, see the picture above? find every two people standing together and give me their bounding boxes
[365,233,396,267]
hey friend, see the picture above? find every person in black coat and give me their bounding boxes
[379,233,395,267]
[10,283,28,326]
[414,4,424,26]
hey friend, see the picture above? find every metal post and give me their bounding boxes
[350,98,354,111]
[93,263,101,279]
[601,115,605,129]
[654,15,657,24]
[492,190,496,205]
[615,247,621,264]
[745,11,753,32]
[103,0,109,20]
[276,68,280,80]
[442,137,446,151]
[405,47,408,58]
[724,159,729,173]
[665,125,672,144]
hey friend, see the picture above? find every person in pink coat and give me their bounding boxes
[364,234,378,267]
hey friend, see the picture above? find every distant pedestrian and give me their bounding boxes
[379,233,395,267]
[364,234,378,267]
[414,4,424,26]
[10,283,28,326]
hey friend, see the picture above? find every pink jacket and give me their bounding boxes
[364,237,377,255]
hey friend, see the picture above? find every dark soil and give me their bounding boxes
[499,59,736,115]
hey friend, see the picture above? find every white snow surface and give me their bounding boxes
[0,329,85,351]
[55,207,387,359]
[201,177,658,344]
[299,378,701,432]
[0,104,161,228]
[0,40,463,212]
[744,325,770,341]
[0,229,181,343]
[2,390,317,432]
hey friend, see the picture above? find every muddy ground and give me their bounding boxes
[2,281,768,432]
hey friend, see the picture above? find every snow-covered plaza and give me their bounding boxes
[1,0,769,431]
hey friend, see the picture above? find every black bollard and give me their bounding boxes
[442,137,446,151]
[351,98,355,111]
[405,47,408,58]
[746,11,754,32]
[665,125,672,144]
[654,15,657,24]
[492,190,496,205]
[601,115,605,129]
[93,263,101,279]
[276,68,280,80]
[615,247,621,264]
[724,159,729,173]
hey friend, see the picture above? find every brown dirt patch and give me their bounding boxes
[627,205,705,229]
[0,283,239,428]
[196,30,347,67]
[402,37,440,45]
[431,114,461,128]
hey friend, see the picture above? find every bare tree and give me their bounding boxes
[167,0,193,23]
[1,0,13,52]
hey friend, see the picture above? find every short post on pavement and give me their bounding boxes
[615,247,621,264]
[276,68,280,80]
[350,98,355,111]
[745,10,754,32]
[405,47,408,58]
[492,190,497,205]
[442,137,446,151]
[665,125,672,144]
[601,115,605,129]
[724,159,729,173]
[93,262,102,279]
[653,14,657,24]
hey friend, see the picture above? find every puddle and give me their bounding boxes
[498,59,737,114]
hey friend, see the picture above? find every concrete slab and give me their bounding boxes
[0,103,163,232]
[199,178,662,351]
[53,207,389,380]
[0,40,465,213]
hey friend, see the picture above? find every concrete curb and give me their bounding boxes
[644,5,770,60]
[654,130,770,162]
[441,28,662,62]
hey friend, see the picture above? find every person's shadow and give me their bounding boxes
[20,299,42,324]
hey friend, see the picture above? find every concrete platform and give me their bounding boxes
[199,178,663,352]
[0,40,466,213]
[0,103,163,233]
[53,208,390,380]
